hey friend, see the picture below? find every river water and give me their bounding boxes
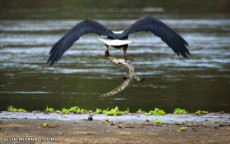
[0,0,229,112]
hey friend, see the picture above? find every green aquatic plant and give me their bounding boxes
[7,106,17,112]
[154,119,166,124]
[178,126,187,132]
[7,105,26,112]
[194,110,208,116]
[104,118,109,122]
[43,122,48,127]
[202,123,207,127]
[95,108,102,114]
[17,108,26,112]
[174,108,187,114]
[45,106,55,113]
[146,108,165,116]
[62,108,70,114]
[102,106,129,116]
[137,109,146,114]
[68,106,84,113]
[55,110,62,113]
[212,120,221,124]
[61,106,86,114]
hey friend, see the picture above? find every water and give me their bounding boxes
[0,0,229,113]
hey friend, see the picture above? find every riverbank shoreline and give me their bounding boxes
[0,112,229,143]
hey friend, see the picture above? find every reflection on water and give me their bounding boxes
[0,1,230,112]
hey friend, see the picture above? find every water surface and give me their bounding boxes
[0,0,229,112]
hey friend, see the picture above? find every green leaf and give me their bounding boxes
[147,108,166,116]
[43,122,48,127]
[174,108,187,114]
[178,126,187,132]
[45,106,55,112]
[154,119,166,124]
[194,110,208,116]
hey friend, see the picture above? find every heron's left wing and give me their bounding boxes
[121,15,190,57]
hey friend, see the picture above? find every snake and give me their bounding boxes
[100,55,144,97]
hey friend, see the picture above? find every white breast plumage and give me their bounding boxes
[99,31,132,46]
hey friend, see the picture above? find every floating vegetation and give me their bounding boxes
[137,108,165,116]
[102,106,129,116]
[44,106,90,114]
[146,108,166,116]
[137,109,146,114]
[7,105,26,112]
[194,110,208,116]
[95,108,102,114]
[154,119,166,124]
[45,106,55,113]
[5,105,220,118]
[178,126,187,132]
[174,108,187,114]
[61,106,86,114]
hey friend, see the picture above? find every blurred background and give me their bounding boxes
[0,0,229,112]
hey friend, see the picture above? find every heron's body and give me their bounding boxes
[47,15,190,65]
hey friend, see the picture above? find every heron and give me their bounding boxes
[47,15,189,65]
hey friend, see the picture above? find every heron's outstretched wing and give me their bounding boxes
[47,18,114,65]
[121,15,190,57]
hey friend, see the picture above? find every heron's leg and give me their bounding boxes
[105,44,110,57]
[123,44,133,61]
[123,44,128,60]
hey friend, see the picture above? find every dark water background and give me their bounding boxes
[0,0,229,112]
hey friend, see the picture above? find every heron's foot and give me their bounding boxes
[124,56,134,62]
[134,75,145,82]
[105,51,110,57]
[122,76,128,80]
[139,78,145,82]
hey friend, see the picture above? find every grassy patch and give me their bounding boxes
[137,109,146,114]
[178,126,187,132]
[137,108,166,116]
[202,123,207,127]
[194,110,208,116]
[146,108,165,116]
[7,105,26,112]
[61,106,90,114]
[95,108,102,114]
[42,122,48,127]
[212,120,221,124]
[154,119,166,124]
[174,108,187,114]
[102,106,129,116]
[45,106,55,113]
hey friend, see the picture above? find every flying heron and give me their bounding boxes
[47,15,189,65]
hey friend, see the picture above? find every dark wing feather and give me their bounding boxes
[47,18,114,65]
[121,15,190,57]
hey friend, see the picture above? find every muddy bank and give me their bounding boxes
[0,112,230,143]
[0,111,230,124]
[0,118,230,144]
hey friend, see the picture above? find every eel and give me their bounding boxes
[100,54,144,97]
